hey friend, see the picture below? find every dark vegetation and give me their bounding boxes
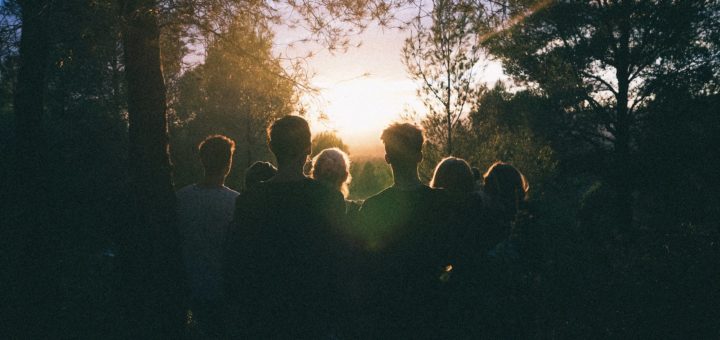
[1,0,719,337]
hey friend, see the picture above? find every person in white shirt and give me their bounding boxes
[176,135,239,336]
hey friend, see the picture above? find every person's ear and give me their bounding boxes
[384,153,390,164]
[305,143,311,156]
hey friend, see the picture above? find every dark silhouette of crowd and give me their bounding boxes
[178,115,540,339]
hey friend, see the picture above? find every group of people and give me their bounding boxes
[177,115,534,339]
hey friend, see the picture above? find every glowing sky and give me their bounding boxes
[275,20,506,156]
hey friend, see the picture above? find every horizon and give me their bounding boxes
[274,19,505,155]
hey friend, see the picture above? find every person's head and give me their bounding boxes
[483,162,530,214]
[245,161,277,189]
[198,135,235,179]
[267,115,312,167]
[430,157,475,192]
[381,122,424,169]
[311,148,352,197]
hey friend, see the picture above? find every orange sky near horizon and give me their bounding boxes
[275,20,506,157]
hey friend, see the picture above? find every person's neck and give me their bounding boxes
[199,174,226,188]
[392,165,422,190]
[271,159,307,182]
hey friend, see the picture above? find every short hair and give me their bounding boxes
[245,161,277,189]
[311,148,352,197]
[267,115,312,162]
[381,123,424,164]
[198,135,235,175]
[430,157,475,192]
[483,161,530,206]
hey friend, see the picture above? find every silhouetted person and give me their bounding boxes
[357,123,452,338]
[223,116,348,339]
[244,160,276,190]
[431,157,476,193]
[464,161,537,338]
[309,147,369,335]
[483,161,530,253]
[430,156,485,255]
[310,147,361,215]
[429,157,489,337]
[176,135,238,336]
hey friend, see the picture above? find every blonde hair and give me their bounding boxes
[311,148,352,197]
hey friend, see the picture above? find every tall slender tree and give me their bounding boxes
[118,0,185,336]
[403,0,485,155]
[9,0,52,336]
[482,0,719,225]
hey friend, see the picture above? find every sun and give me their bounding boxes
[306,76,425,156]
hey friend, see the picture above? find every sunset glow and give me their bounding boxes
[289,23,506,156]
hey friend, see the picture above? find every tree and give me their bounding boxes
[349,159,393,199]
[7,0,52,336]
[482,0,720,225]
[118,0,185,337]
[171,17,297,189]
[311,131,350,157]
[403,0,485,155]
[468,83,557,192]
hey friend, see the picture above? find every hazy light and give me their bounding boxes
[306,75,424,155]
[276,10,508,156]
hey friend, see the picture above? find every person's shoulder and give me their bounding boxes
[417,184,444,202]
[361,186,395,207]
[234,184,266,206]
[176,184,196,195]
[220,186,240,199]
[346,199,362,211]
[176,184,198,201]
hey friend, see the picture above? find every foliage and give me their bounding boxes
[466,83,557,192]
[348,158,393,200]
[636,90,720,228]
[2,0,719,337]
[403,0,486,154]
[416,82,558,197]
[482,0,719,174]
[311,131,350,157]
[170,17,296,190]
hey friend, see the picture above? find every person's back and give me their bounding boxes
[177,184,238,301]
[176,135,238,335]
[357,123,453,338]
[461,162,536,338]
[223,116,348,338]
[225,178,345,338]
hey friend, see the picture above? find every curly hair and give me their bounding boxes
[311,148,352,197]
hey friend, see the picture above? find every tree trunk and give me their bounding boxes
[8,1,52,336]
[119,1,186,336]
[612,21,634,230]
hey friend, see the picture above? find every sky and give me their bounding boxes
[274,19,506,157]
